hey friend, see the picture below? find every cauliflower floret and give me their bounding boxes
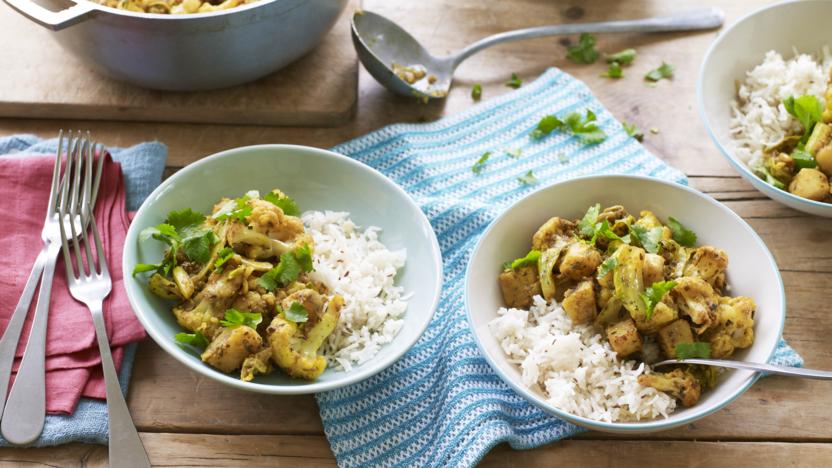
[704,296,756,358]
[200,325,262,373]
[671,276,718,334]
[226,221,313,260]
[683,246,729,292]
[172,266,247,338]
[246,196,305,242]
[531,217,575,250]
[638,368,701,407]
[240,348,273,381]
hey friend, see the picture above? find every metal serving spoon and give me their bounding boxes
[654,358,832,380]
[351,8,725,100]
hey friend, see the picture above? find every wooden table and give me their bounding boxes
[2,0,832,466]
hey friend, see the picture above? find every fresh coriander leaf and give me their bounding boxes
[602,61,623,79]
[285,302,309,323]
[517,170,539,186]
[508,250,541,270]
[506,148,523,158]
[263,191,301,216]
[596,257,618,280]
[214,247,234,269]
[630,224,663,254]
[213,196,253,223]
[606,48,636,65]
[784,95,823,133]
[558,154,570,164]
[257,245,314,291]
[565,110,607,144]
[182,230,217,264]
[622,121,644,142]
[675,342,712,360]
[578,203,601,238]
[645,62,674,82]
[132,263,160,276]
[667,217,697,247]
[506,73,522,89]
[293,243,314,272]
[471,83,483,100]
[530,115,565,139]
[566,33,600,64]
[640,280,677,320]
[590,219,629,245]
[757,165,786,190]
[165,208,205,234]
[472,151,491,174]
[792,148,817,169]
[175,331,208,349]
[140,223,179,243]
[220,309,263,329]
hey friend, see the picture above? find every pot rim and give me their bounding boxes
[77,0,303,20]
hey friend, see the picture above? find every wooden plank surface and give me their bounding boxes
[2,0,832,466]
[0,4,358,127]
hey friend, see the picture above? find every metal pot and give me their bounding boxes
[3,0,348,90]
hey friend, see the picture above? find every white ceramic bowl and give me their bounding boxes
[465,175,785,433]
[124,144,443,394]
[699,0,832,217]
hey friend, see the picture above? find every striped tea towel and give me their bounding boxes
[0,135,167,447]
[316,68,804,467]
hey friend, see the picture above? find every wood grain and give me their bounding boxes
[0,4,357,127]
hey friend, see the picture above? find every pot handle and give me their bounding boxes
[3,0,94,31]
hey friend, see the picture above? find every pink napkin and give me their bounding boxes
[0,153,146,414]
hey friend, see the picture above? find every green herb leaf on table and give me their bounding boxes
[630,224,663,254]
[175,331,209,349]
[506,73,522,89]
[263,191,301,216]
[602,61,623,79]
[596,257,618,280]
[517,170,539,186]
[566,33,600,64]
[257,244,314,292]
[667,217,697,247]
[645,62,674,82]
[530,115,565,139]
[505,148,522,158]
[675,342,712,360]
[606,48,637,65]
[578,203,601,238]
[285,302,309,323]
[132,263,161,276]
[640,280,677,320]
[214,247,235,269]
[507,250,541,270]
[220,309,263,329]
[622,121,644,142]
[472,151,491,174]
[531,110,607,144]
[471,83,483,100]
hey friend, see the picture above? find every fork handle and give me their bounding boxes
[1,243,60,445]
[89,301,150,468]
[0,249,47,419]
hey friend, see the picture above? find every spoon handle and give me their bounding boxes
[451,7,724,66]
[653,358,832,380]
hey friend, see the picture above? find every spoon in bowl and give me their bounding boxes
[351,8,725,101]
[653,358,832,379]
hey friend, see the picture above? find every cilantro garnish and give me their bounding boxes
[589,219,629,245]
[517,170,539,186]
[602,61,623,79]
[213,196,253,223]
[530,110,607,144]
[257,244,314,291]
[505,250,541,270]
[630,224,663,254]
[675,342,712,360]
[530,115,565,139]
[138,208,217,273]
[505,148,522,158]
[472,151,491,174]
[566,33,600,64]
[175,331,209,349]
[645,62,674,82]
[596,256,618,280]
[640,280,677,320]
[622,121,644,142]
[220,309,263,329]
[667,217,697,247]
[471,83,482,100]
[284,302,309,323]
[505,73,522,89]
[263,191,301,216]
[606,48,636,66]
[214,247,234,269]
[578,203,601,238]
[181,230,217,264]
[784,95,823,137]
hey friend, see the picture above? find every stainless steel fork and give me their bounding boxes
[0,131,104,444]
[58,142,150,467]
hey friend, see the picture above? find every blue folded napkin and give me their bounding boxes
[317,68,804,467]
[0,135,167,446]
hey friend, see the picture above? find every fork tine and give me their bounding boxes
[68,133,88,217]
[89,143,106,214]
[46,131,65,218]
[88,207,109,277]
[79,141,97,274]
[66,134,87,277]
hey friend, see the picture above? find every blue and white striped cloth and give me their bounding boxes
[317,68,803,467]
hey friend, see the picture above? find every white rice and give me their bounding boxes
[303,211,409,371]
[730,47,832,170]
[489,296,676,423]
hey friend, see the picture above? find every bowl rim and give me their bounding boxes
[77,0,314,21]
[123,143,444,394]
[697,0,832,213]
[464,174,785,432]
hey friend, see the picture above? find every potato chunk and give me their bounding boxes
[201,326,263,373]
[606,318,643,357]
[498,266,541,309]
[634,297,678,334]
[656,319,694,359]
[683,246,728,291]
[559,242,602,280]
[531,217,575,250]
[642,253,665,286]
[788,168,829,201]
[562,280,597,324]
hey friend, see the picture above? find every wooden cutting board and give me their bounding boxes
[0,4,357,127]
